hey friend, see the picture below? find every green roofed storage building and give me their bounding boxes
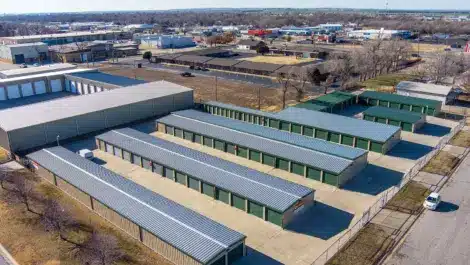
[358,91,441,116]
[362,106,426,132]
[199,101,401,154]
[308,91,356,113]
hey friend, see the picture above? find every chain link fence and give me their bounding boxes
[311,118,466,265]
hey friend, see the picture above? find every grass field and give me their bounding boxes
[422,151,461,176]
[450,131,470,147]
[385,181,430,215]
[360,73,414,91]
[238,55,318,65]
[411,43,448,53]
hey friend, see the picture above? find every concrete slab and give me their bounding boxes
[413,171,445,187]
[443,145,467,156]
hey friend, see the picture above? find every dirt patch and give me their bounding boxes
[100,66,313,112]
[385,181,430,215]
[450,131,470,147]
[237,55,318,65]
[327,223,395,265]
[422,151,461,176]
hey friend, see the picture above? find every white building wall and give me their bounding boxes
[21,83,34,97]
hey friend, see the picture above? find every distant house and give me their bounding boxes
[236,39,266,50]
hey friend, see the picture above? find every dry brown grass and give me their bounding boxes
[422,151,461,176]
[237,55,318,65]
[385,181,430,215]
[411,43,448,52]
[450,131,470,147]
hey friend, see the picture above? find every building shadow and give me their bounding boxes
[387,140,433,160]
[285,202,354,240]
[91,157,107,165]
[233,247,284,265]
[337,104,369,118]
[415,123,451,137]
[343,164,404,195]
[435,201,460,213]
[131,120,157,134]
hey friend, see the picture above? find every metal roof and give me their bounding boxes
[314,91,356,105]
[96,128,313,212]
[363,106,423,124]
[396,81,453,97]
[0,81,192,131]
[68,71,147,87]
[203,101,400,143]
[292,102,329,112]
[232,61,284,72]
[3,30,123,40]
[359,90,442,108]
[205,58,241,67]
[27,146,245,264]
[0,63,76,79]
[158,113,354,174]
[0,68,92,84]
[168,109,367,161]
[155,53,183,60]
[174,55,214,64]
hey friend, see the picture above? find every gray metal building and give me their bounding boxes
[64,71,147,94]
[95,128,315,228]
[0,81,193,153]
[27,146,246,265]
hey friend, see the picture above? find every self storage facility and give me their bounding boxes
[64,71,147,94]
[0,81,193,153]
[27,146,246,265]
[95,128,315,228]
[306,91,356,113]
[199,101,401,154]
[156,110,368,187]
[358,90,442,116]
[362,106,426,132]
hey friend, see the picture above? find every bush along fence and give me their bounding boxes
[310,118,466,265]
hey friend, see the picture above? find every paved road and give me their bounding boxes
[385,152,470,265]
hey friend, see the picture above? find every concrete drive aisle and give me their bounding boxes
[385,153,470,265]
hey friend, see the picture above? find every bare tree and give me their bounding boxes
[289,69,309,102]
[76,232,124,265]
[411,64,428,82]
[321,75,335,94]
[327,53,355,89]
[426,51,459,84]
[41,199,81,244]
[306,66,323,86]
[10,174,39,214]
[276,72,292,109]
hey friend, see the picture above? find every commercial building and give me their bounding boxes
[0,81,193,153]
[156,110,368,187]
[236,40,266,50]
[199,101,401,154]
[362,106,426,133]
[347,29,412,40]
[0,42,48,64]
[27,146,246,265]
[278,27,312,36]
[395,81,457,105]
[0,31,130,46]
[95,128,315,227]
[64,71,147,94]
[49,41,139,63]
[359,90,442,116]
[0,63,77,79]
[139,35,196,49]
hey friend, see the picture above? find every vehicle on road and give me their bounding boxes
[181,72,194,77]
[423,192,441,210]
[201,67,209,71]
[77,149,94,160]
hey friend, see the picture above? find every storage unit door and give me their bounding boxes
[390,102,400,109]
[0,87,5,101]
[292,124,302,134]
[266,208,283,226]
[216,189,230,204]
[113,147,122,158]
[152,163,163,175]
[370,142,383,153]
[166,126,174,135]
[328,132,340,143]
[174,128,183,138]
[50,79,62,92]
[376,117,387,124]
[21,83,34,97]
[7,85,20,99]
[307,167,321,181]
[228,244,245,264]
[132,154,141,166]
[70,81,77,93]
[411,105,423,113]
[400,104,411,111]
[142,158,152,170]
[291,162,305,176]
[163,168,175,180]
[194,134,202,144]
[369,99,378,106]
[363,115,375,122]
[214,140,226,152]
[123,150,132,162]
[188,177,200,191]
[34,81,47,94]
[65,80,71,91]
[183,131,193,142]
[315,129,328,140]
[379,100,389,107]
[401,122,413,132]
[276,158,289,171]
[106,143,114,154]
[323,172,338,186]
[248,201,264,218]
[203,137,213,147]
[262,154,275,166]
[388,120,400,127]
[303,126,314,137]
[237,147,248,158]
[269,119,280,129]
[280,121,290,131]
[341,135,354,146]
[232,194,246,211]
[426,107,435,116]
[202,182,215,198]
[226,143,236,154]
[356,138,369,150]
[249,150,261,162]
[175,172,187,186]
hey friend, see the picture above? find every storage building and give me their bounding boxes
[27,146,246,265]
[362,106,425,132]
[305,91,357,113]
[395,81,457,105]
[95,128,315,228]
[290,102,330,112]
[64,71,147,94]
[358,90,442,116]
[0,63,77,79]
[0,42,48,64]
[0,81,193,154]
[199,101,401,154]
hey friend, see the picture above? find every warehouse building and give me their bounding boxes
[0,31,130,45]
[0,81,193,153]
[395,81,458,105]
[156,110,367,187]
[27,146,246,265]
[362,106,426,133]
[95,128,315,227]
[0,42,48,64]
[199,101,401,154]
[358,90,442,116]
[64,71,147,94]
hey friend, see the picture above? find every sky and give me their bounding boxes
[1,0,468,14]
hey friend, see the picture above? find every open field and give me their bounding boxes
[422,151,461,176]
[450,130,470,147]
[385,181,430,215]
[237,55,318,65]
[411,43,448,53]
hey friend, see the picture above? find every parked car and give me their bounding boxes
[77,149,94,160]
[201,68,209,71]
[423,192,441,210]
[19,64,27,68]
[181,72,194,77]
[195,66,202,70]
[189,65,195,70]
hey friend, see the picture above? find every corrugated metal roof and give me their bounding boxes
[27,146,245,264]
[0,68,92,84]
[175,55,214,64]
[359,91,441,108]
[204,101,400,143]
[96,128,313,212]
[68,71,147,87]
[0,81,192,131]
[314,91,356,105]
[363,106,423,123]
[158,113,353,174]
[292,101,330,112]
[169,109,367,161]
[396,81,452,96]
[0,63,76,78]
[232,61,284,72]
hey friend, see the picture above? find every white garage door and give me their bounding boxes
[34,81,46,94]
[96,86,103,92]
[7,85,20,99]
[21,83,34,97]
[65,80,71,91]
[50,79,62,92]
[0,87,6,101]
[77,82,83,94]
[82,84,89,94]
[70,81,77,93]
[89,85,96,93]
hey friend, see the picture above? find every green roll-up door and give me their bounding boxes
[226,143,236,154]
[194,134,202,144]
[203,137,213,147]
[412,105,423,113]
[400,104,411,111]
[341,135,354,146]
[132,154,141,166]
[364,115,375,122]
[174,128,183,138]
[254,116,259,124]
[401,122,413,132]
[303,127,314,137]
[307,167,321,181]
[237,147,248,158]
[370,142,383,153]
[323,172,338,186]
[369,99,378,106]
[292,124,302,134]
[249,150,261,162]
[163,168,175,180]
[356,138,369,150]
[232,194,246,211]
[166,126,174,135]
[204,105,210,112]
[291,162,305,176]
[214,140,226,152]
[379,100,389,107]
[234,112,241,120]
[329,132,340,143]
[315,129,328,140]
[269,119,280,129]
[175,172,187,186]
[247,114,253,123]
[202,182,215,198]
[388,120,400,126]
[280,121,290,131]
[183,131,194,141]
[228,244,245,264]
[262,154,275,166]
[266,208,283,226]
[276,158,289,171]
[221,109,226,117]
[427,107,435,116]
[248,201,264,218]
[188,177,200,191]
[390,102,400,109]
[216,189,230,204]
[376,117,387,124]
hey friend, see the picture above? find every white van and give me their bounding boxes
[77,149,94,160]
